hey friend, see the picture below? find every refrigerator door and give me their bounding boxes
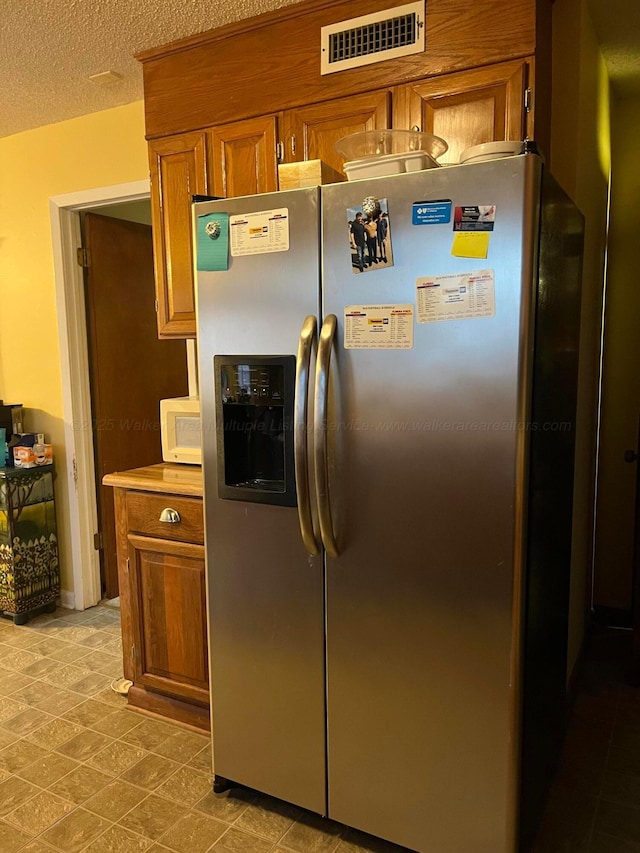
[321,156,541,852]
[196,188,327,813]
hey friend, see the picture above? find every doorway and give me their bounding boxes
[80,205,188,599]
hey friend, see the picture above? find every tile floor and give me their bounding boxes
[0,606,639,853]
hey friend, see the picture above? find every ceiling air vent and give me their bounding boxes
[321,2,425,75]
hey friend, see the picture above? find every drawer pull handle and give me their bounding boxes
[159,508,181,524]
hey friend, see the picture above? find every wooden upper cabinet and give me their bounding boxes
[283,90,392,177]
[396,59,532,166]
[209,114,280,198]
[149,131,208,338]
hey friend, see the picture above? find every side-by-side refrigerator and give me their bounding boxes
[195,153,584,853]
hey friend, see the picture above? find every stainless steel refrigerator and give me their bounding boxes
[195,153,583,853]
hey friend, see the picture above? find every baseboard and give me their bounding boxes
[59,589,76,609]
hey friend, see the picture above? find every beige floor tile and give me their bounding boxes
[0,739,49,773]
[0,671,34,695]
[1,648,42,672]
[93,687,128,709]
[84,823,152,852]
[195,789,254,824]
[62,698,117,728]
[84,778,148,821]
[0,631,43,650]
[54,626,96,644]
[122,753,182,790]
[279,813,343,853]
[86,739,147,776]
[0,696,29,722]
[26,717,85,750]
[211,827,275,852]
[158,810,227,853]
[97,658,125,678]
[17,751,79,787]
[0,819,34,852]
[41,807,111,853]
[0,730,18,752]
[43,665,93,690]
[77,632,117,650]
[28,637,73,657]
[188,745,213,775]
[19,840,61,853]
[153,731,209,763]
[234,796,301,844]
[80,651,120,673]
[21,657,64,679]
[1,706,53,736]
[157,767,213,808]
[89,709,143,738]
[122,719,177,751]
[67,672,112,697]
[5,789,75,835]
[0,775,42,817]
[47,645,91,665]
[119,794,188,841]
[49,764,114,805]
[34,689,85,717]
[56,728,113,761]
[11,681,60,707]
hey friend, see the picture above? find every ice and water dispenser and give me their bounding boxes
[214,356,296,507]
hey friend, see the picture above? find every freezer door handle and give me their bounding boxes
[295,315,321,555]
[314,314,339,558]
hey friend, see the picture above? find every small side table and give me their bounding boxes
[0,465,59,624]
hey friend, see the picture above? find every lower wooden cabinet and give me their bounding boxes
[104,465,209,731]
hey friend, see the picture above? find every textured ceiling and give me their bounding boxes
[587,0,640,98]
[0,0,638,140]
[0,0,303,139]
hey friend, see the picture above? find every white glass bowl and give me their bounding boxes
[459,140,525,164]
[335,129,448,162]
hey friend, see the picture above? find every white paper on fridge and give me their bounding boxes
[344,305,414,350]
[229,208,289,257]
[416,269,495,323]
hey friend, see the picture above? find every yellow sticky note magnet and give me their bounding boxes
[451,232,490,259]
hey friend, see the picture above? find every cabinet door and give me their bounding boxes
[149,132,208,338]
[209,115,280,198]
[284,90,391,176]
[128,533,209,705]
[397,60,531,166]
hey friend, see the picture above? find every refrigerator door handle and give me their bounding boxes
[314,314,339,558]
[295,315,321,556]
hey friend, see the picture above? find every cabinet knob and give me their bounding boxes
[159,508,181,524]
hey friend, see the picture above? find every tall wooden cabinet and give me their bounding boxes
[140,0,551,338]
[104,464,209,731]
[149,132,208,338]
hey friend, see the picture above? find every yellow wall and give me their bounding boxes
[551,0,611,679]
[594,94,640,608]
[0,100,149,594]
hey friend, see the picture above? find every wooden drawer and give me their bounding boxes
[126,491,204,544]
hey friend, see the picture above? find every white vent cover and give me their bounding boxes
[321,2,425,76]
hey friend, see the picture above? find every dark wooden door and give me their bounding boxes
[84,213,188,599]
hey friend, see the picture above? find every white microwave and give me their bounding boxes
[160,397,202,465]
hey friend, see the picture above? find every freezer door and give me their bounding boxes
[196,188,326,813]
[321,157,541,852]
